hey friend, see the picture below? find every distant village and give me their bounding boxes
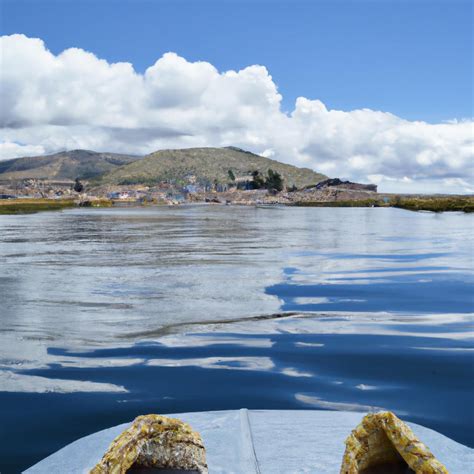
[0,170,379,207]
[2,172,472,214]
[0,170,377,205]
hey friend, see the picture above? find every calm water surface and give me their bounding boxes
[0,206,473,472]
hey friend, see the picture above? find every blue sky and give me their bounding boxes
[1,0,472,123]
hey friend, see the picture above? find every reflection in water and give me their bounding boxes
[268,268,473,313]
[0,206,473,472]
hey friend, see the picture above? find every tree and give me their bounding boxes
[265,169,283,193]
[73,178,84,193]
[250,170,265,189]
[228,169,235,182]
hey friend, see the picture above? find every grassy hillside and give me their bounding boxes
[0,150,141,181]
[99,147,326,188]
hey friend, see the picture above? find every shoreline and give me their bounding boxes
[1,194,473,215]
[291,196,474,212]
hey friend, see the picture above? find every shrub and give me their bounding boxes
[73,178,84,193]
[265,169,284,193]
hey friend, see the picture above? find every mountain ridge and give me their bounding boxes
[97,146,327,188]
[0,147,327,189]
[0,150,141,181]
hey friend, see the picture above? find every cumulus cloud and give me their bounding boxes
[1,34,472,193]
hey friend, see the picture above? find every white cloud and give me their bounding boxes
[0,141,46,160]
[1,34,473,193]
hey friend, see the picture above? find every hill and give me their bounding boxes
[0,150,141,181]
[98,147,326,188]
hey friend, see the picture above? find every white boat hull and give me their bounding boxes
[25,409,473,474]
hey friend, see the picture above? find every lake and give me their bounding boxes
[0,206,473,473]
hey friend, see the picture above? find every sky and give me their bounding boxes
[0,0,472,193]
